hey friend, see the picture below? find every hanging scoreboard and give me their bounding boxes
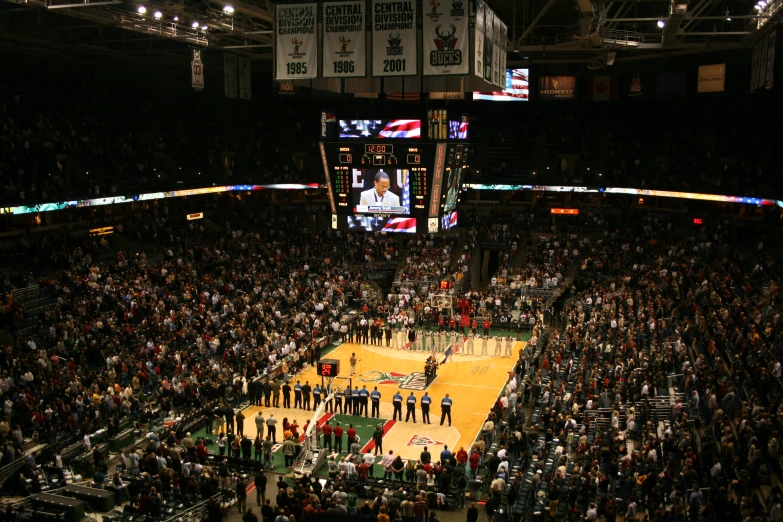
[320,140,467,233]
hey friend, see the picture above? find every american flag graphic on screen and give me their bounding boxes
[339,120,421,139]
[382,217,417,233]
[346,216,417,233]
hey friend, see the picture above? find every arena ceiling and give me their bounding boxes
[0,0,779,64]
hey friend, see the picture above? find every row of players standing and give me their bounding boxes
[345,316,516,357]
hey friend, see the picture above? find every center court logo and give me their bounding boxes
[359,371,430,390]
[407,435,444,446]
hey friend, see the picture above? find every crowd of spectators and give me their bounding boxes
[0,93,315,206]
[473,98,782,198]
[0,202,396,468]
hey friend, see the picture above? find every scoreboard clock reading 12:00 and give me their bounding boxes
[322,142,436,216]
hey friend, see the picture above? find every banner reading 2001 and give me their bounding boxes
[422,0,469,75]
[322,1,366,78]
[275,3,318,80]
[372,0,417,76]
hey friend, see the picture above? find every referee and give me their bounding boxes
[405,392,417,423]
[371,387,382,418]
[421,392,432,424]
[440,393,453,426]
[392,392,403,421]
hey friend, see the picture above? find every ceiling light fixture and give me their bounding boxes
[192,21,199,28]
[153,10,162,19]
[657,20,665,28]
[224,5,234,14]
[137,5,146,14]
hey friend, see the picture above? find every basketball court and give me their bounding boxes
[239,336,526,463]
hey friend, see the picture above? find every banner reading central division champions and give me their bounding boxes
[275,3,318,80]
[322,1,367,78]
[422,0,469,76]
[372,0,417,76]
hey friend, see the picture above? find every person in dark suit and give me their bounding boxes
[282,382,292,409]
[302,382,312,411]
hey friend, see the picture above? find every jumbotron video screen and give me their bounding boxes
[320,141,457,233]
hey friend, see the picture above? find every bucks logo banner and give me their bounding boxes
[422,0,469,75]
[322,1,366,78]
[275,3,318,80]
[372,0,417,77]
[474,0,485,79]
[483,8,493,83]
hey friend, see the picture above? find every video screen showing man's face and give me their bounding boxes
[353,169,409,214]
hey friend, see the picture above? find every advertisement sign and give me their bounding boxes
[320,111,337,139]
[371,0,417,76]
[697,64,726,93]
[322,1,367,78]
[538,76,576,99]
[430,91,465,99]
[422,0,469,75]
[629,73,643,97]
[275,3,318,80]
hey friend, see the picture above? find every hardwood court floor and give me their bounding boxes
[240,339,525,462]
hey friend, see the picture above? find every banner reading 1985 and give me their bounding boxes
[422,0,469,75]
[275,3,318,80]
[322,1,366,78]
[372,0,417,76]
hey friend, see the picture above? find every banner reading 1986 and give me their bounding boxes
[372,0,417,76]
[322,1,366,78]
[275,3,318,80]
[422,0,469,75]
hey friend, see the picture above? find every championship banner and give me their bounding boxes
[322,1,367,78]
[422,0,469,75]
[759,37,769,91]
[238,56,252,99]
[372,0,417,76]
[191,49,204,90]
[224,54,238,98]
[483,8,493,82]
[474,0,485,79]
[751,42,760,91]
[499,22,507,83]
[275,3,318,80]
[493,16,501,87]
[766,30,776,90]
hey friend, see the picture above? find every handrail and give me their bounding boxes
[0,456,28,489]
